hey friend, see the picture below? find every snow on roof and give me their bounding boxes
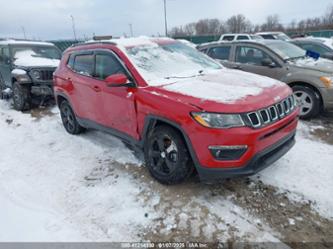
[13,50,60,67]
[0,39,55,46]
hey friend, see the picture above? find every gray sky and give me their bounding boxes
[0,0,331,40]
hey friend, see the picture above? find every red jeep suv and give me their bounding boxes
[54,37,299,184]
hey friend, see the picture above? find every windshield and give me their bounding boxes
[11,45,61,60]
[276,34,291,41]
[125,42,222,86]
[267,41,306,60]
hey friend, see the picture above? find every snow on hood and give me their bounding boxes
[162,69,285,103]
[14,50,60,67]
[288,57,333,73]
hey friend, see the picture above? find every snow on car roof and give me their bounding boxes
[0,39,55,46]
[83,36,177,48]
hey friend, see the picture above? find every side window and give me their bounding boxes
[73,54,94,76]
[95,53,125,80]
[67,53,75,69]
[235,46,273,66]
[222,36,234,41]
[0,47,10,64]
[208,46,231,60]
[301,44,330,55]
[237,35,249,40]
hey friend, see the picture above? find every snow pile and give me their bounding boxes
[163,69,284,103]
[259,122,333,219]
[14,50,60,67]
[11,68,27,75]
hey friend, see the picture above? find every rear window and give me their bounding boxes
[237,35,249,40]
[222,36,235,41]
[73,54,94,76]
[208,46,231,60]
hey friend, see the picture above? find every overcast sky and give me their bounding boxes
[0,0,331,40]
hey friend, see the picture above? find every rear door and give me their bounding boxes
[70,52,103,122]
[231,44,287,80]
[94,50,138,139]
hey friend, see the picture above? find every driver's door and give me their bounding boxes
[232,45,287,81]
[95,51,138,139]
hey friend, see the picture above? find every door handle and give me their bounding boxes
[92,85,101,92]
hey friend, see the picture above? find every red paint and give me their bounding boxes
[54,41,299,170]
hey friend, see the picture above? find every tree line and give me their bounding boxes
[169,5,333,36]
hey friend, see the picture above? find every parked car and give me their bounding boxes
[198,40,333,119]
[256,32,291,41]
[219,33,263,41]
[291,38,333,60]
[54,37,298,184]
[0,40,61,110]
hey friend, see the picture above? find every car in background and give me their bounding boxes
[54,37,298,184]
[256,32,291,41]
[291,38,333,60]
[219,33,263,41]
[0,40,61,110]
[198,40,333,119]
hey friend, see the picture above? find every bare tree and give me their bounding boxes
[261,15,284,31]
[226,14,252,33]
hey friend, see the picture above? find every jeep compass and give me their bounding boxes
[54,37,299,184]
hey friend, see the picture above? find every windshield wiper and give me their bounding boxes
[165,70,205,80]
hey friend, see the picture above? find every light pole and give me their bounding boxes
[163,0,168,37]
[129,23,134,37]
[21,26,27,39]
[70,15,77,41]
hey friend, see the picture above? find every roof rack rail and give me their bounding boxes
[71,40,117,48]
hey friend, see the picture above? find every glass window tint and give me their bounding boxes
[235,46,272,66]
[222,36,234,41]
[301,44,330,55]
[67,54,75,68]
[73,54,94,76]
[95,54,125,80]
[237,35,249,40]
[208,46,231,60]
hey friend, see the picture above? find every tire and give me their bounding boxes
[144,125,193,184]
[12,82,31,111]
[59,100,85,135]
[292,85,320,119]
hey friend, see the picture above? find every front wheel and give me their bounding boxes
[12,82,31,111]
[144,125,193,184]
[292,85,320,119]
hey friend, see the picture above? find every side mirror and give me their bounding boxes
[105,73,132,87]
[262,58,276,68]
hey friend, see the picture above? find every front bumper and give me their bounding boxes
[184,109,299,182]
[31,84,53,96]
[196,131,295,182]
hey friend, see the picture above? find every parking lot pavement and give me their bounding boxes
[0,101,332,245]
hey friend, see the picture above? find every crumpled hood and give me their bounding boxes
[288,57,333,74]
[13,50,60,68]
[147,69,291,113]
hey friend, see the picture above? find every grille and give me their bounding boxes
[40,70,54,81]
[246,95,296,128]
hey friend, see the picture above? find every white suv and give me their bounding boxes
[219,33,262,41]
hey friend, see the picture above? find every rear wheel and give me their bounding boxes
[144,125,193,184]
[12,82,31,111]
[292,85,320,119]
[59,100,85,135]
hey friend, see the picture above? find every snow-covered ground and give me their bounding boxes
[0,100,332,242]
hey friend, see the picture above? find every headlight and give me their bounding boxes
[30,70,41,80]
[319,76,333,88]
[191,112,245,128]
